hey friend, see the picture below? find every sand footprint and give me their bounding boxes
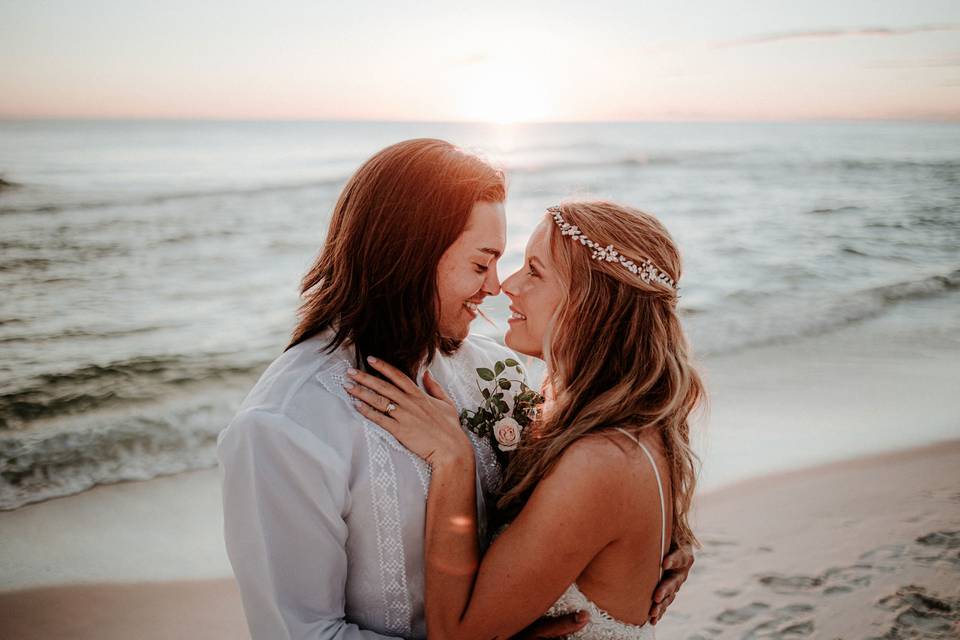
[858,543,906,571]
[871,585,960,639]
[755,573,822,594]
[756,561,877,599]
[821,564,873,593]
[715,601,770,625]
[913,530,960,568]
[743,604,815,639]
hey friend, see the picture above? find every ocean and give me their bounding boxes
[1,120,958,510]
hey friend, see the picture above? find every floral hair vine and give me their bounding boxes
[546,205,677,290]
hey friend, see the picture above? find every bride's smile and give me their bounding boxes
[502,220,564,360]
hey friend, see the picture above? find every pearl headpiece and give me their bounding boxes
[547,205,677,290]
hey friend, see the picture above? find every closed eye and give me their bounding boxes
[526,260,539,277]
[474,263,489,274]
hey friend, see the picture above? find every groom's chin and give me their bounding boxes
[438,320,471,342]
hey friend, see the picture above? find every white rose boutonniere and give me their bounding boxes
[492,417,522,452]
[459,358,543,463]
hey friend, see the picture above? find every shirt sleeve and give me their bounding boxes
[217,407,401,640]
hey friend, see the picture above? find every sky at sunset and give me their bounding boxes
[2,0,959,122]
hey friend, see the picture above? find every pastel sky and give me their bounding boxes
[2,0,959,122]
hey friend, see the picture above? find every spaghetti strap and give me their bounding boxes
[613,427,668,578]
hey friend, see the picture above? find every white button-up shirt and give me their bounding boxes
[217,331,524,639]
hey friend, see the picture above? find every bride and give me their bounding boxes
[345,200,704,639]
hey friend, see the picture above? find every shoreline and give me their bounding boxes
[1,285,958,637]
[697,436,960,500]
[1,439,958,639]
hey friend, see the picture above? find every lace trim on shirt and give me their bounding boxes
[446,349,503,495]
[315,358,431,497]
[364,427,413,636]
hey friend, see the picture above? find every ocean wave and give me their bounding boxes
[840,245,871,257]
[0,396,238,510]
[871,268,960,303]
[693,267,960,356]
[0,257,54,272]
[505,140,611,155]
[0,176,21,190]
[0,354,264,430]
[832,158,960,172]
[807,205,862,215]
[0,325,167,345]
[508,155,677,175]
[507,148,752,176]
[0,176,349,216]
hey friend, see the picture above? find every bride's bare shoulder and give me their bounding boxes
[536,431,662,511]
[541,433,638,494]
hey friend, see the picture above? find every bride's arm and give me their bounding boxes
[346,358,628,640]
[424,440,625,639]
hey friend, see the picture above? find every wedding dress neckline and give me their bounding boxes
[544,427,666,639]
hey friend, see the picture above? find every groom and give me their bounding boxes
[217,139,691,639]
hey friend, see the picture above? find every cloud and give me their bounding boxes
[713,24,960,49]
[864,52,960,69]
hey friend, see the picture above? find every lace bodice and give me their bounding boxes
[543,429,666,639]
[545,583,655,639]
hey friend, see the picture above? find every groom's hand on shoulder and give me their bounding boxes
[649,543,695,625]
[512,611,589,639]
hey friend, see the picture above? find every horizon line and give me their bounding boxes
[1,115,959,125]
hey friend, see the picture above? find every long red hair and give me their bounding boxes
[288,139,506,379]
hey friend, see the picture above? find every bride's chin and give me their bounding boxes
[505,327,539,358]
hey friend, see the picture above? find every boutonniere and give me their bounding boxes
[459,358,544,456]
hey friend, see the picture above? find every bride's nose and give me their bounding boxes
[501,270,520,298]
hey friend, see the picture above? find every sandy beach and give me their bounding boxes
[2,442,957,639]
[661,441,960,639]
[2,293,958,639]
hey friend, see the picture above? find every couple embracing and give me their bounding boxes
[217,138,703,639]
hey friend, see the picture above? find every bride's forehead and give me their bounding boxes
[525,220,551,250]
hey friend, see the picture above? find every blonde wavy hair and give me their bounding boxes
[497,200,704,549]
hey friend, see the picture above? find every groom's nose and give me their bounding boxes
[481,265,501,297]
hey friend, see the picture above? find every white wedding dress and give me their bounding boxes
[543,427,666,639]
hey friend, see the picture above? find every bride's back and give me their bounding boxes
[577,430,674,625]
[543,428,674,627]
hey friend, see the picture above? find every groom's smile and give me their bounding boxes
[436,200,507,340]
